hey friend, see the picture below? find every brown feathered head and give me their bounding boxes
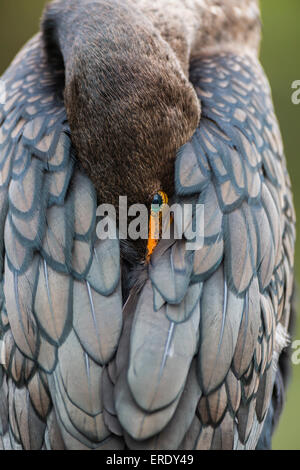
[42,0,261,210]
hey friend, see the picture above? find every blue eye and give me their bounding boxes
[152,194,163,206]
[151,193,163,213]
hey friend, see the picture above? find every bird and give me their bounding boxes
[0,0,296,450]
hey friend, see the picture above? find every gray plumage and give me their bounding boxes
[0,0,296,450]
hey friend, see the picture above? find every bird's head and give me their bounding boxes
[42,0,261,257]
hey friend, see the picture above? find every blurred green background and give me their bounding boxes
[0,0,299,450]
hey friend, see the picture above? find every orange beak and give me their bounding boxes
[146,191,169,262]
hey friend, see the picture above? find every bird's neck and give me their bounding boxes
[42,0,200,209]
[41,0,261,209]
